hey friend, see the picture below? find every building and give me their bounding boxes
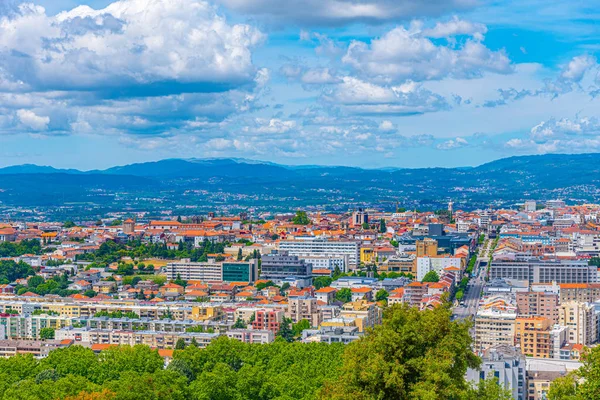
[559,301,598,345]
[416,255,462,281]
[524,201,537,212]
[222,261,259,283]
[559,283,600,304]
[252,309,284,334]
[260,251,312,287]
[165,260,259,283]
[474,308,517,353]
[0,339,69,358]
[287,296,321,327]
[226,329,274,344]
[416,238,438,257]
[338,300,382,332]
[279,238,360,270]
[466,345,526,400]
[490,258,598,284]
[514,317,553,358]
[516,292,559,323]
[351,209,368,226]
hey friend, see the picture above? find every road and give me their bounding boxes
[453,259,485,321]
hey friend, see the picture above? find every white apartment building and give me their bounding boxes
[165,260,222,281]
[559,301,599,346]
[298,255,348,272]
[279,238,360,270]
[416,256,462,281]
[474,308,517,353]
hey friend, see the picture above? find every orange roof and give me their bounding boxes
[91,344,117,351]
[351,287,371,293]
[158,349,174,358]
[315,287,337,293]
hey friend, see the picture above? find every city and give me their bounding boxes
[1,0,600,398]
[0,202,599,398]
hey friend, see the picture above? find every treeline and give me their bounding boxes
[0,239,42,257]
[77,239,231,267]
[0,260,35,284]
[0,304,515,399]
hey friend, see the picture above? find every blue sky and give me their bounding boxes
[0,0,599,170]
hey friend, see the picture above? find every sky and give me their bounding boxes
[0,0,599,170]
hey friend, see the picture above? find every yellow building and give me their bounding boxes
[360,247,374,264]
[191,305,224,321]
[339,300,382,332]
[515,317,553,358]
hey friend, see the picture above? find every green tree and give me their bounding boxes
[292,211,311,225]
[455,290,464,301]
[255,281,275,291]
[175,338,187,350]
[292,319,311,336]
[314,276,333,289]
[335,288,352,303]
[362,222,370,230]
[379,219,386,233]
[232,318,247,329]
[63,221,76,228]
[237,248,243,261]
[277,318,294,342]
[375,289,389,303]
[422,270,440,283]
[320,303,480,399]
[39,328,55,340]
[84,290,97,298]
[549,346,600,399]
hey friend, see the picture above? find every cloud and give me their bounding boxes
[560,55,596,82]
[0,0,264,95]
[16,109,50,131]
[215,0,477,26]
[504,116,600,153]
[342,22,512,84]
[422,16,487,40]
[437,137,468,149]
[322,77,449,115]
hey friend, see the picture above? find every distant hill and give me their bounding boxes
[1,153,599,216]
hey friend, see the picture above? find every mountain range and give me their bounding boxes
[0,153,599,218]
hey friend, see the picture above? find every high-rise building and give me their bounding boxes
[474,308,517,353]
[516,292,559,323]
[558,301,598,345]
[514,317,553,358]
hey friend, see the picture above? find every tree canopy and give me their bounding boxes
[0,304,513,400]
[422,270,440,283]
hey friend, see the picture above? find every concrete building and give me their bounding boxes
[260,251,312,288]
[338,300,382,332]
[279,238,360,270]
[474,308,517,353]
[559,301,598,345]
[466,345,526,400]
[490,258,597,284]
[287,296,321,327]
[416,238,438,257]
[226,329,274,344]
[516,292,559,323]
[165,260,258,283]
[416,255,462,281]
[514,317,553,358]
